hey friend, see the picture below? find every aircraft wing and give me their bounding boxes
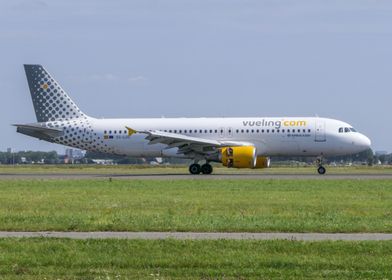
[139,130,250,157]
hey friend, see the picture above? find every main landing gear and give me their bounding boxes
[316,156,326,175]
[189,162,213,175]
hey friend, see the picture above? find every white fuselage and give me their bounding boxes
[19,65,372,172]
[50,117,371,159]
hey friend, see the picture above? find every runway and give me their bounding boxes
[1,231,392,241]
[0,172,392,180]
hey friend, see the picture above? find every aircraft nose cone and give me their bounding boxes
[364,135,371,148]
[358,134,371,150]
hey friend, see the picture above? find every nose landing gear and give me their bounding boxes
[317,166,326,175]
[316,156,326,175]
[189,162,213,175]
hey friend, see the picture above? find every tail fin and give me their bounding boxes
[24,64,87,122]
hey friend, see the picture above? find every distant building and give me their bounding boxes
[91,159,115,165]
[65,148,85,159]
[64,148,85,163]
[6,148,12,153]
[375,151,388,156]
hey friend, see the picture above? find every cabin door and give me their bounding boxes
[315,120,326,142]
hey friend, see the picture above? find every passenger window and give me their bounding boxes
[256,129,259,133]
[277,130,280,133]
[251,129,254,133]
[199,130,202,133]
[308,129,311,133]
[262,129,264,133]
[267,129,269,133]
[210,130,212,133]
[236,129,239,133]
[282,129,285,133]
[215,129,218,133]
[272,129,275,133]
[104,130,107,134]
[241,129,244,133]
[246,129,249,133]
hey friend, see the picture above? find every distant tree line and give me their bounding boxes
[1,148,390,165]
[83,151,189,165]
[272,149,378,166]
[0,151,60,164]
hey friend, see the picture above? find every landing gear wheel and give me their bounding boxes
[189,163,201,175]
[201,163,213,175]
[317,166,326,175]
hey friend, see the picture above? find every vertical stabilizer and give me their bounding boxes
[24,64,87,122]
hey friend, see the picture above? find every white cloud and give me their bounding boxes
[11,0,48,10]
[67,73,147,83]
[89,73,119,81]
[127,75,147,83]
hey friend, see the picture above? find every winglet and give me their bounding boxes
[125,126,138,136]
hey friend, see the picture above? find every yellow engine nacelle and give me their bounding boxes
[255,156,271,169]
[221,146,270,169]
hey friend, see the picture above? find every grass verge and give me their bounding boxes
[0,238,392,279]
[1,179,392,232]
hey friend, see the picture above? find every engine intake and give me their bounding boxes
[221,146,270,169]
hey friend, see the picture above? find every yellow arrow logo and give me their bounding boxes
[125,126,137,136]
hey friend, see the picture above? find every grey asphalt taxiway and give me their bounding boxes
[1,231,392,241]
[1,173,392,180]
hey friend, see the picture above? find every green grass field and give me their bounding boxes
[0,238,392,279]
[1,179,392,232]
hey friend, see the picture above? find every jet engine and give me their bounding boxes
[220,146,270,169]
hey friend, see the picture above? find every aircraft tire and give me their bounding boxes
[317,166,326,175]
[189,163,201,175]
[201,163,213,175]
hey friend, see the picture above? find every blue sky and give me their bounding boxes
[1,0,391,153]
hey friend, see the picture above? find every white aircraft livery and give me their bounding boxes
[15,65,371,175]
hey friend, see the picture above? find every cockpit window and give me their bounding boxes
[339,127,357,133]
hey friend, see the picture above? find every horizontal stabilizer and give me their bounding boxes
[13,123,63,141]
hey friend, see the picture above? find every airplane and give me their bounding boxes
[15,64,372,175]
